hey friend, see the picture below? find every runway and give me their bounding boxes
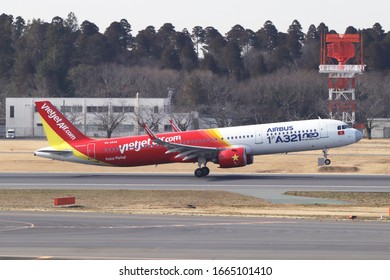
[1,211,390,259]
[0,172,390,203]
[1,172,390,259]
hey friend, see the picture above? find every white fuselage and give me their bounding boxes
[215,119,361,155]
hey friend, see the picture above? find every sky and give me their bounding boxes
[2,0,388,35]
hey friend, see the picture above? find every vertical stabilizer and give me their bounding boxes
[35,101,90,147]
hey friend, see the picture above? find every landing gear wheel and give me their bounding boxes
[194,167,210,177]
[201,167,210,176]
[194,168,203,178]
[322,149,331,166]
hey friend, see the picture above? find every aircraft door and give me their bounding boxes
[255,132,263,144]
[87,143,96,159]
[319,121,329,138]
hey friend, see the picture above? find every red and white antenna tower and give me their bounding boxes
[319,33,365,126]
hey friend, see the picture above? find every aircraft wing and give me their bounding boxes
[142,124,222,161]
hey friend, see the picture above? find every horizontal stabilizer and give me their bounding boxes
[34,148,73,156]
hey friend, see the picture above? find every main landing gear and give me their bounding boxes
[194,166,210,178]
[194,156,210,178]
[322,149,331,165]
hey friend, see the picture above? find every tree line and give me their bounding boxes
[1,12,390,128]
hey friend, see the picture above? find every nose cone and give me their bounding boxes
[355,130,363,142]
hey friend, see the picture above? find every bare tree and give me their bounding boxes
[170,112,192,131]
[356,73,388,139]
[0,78,8,126]
[60,105,83,125]
[68,64,185,100]
[357,97,385,139]
[93,103,127,138]
[131,105,165,133]
[201,101,234,127]
[61,105,84,132]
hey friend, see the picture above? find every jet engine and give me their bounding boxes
[218,147,252,168]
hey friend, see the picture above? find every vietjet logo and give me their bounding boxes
[40,103,77,141]
[119,135,182,153]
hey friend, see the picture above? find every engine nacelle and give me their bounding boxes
[218,147,248,168]
[246,154,254,165]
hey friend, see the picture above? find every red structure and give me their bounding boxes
[319,34,365,126]
[54,196,76,206]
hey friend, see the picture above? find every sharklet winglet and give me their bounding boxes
[170,119,182,132]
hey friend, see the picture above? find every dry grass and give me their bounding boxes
[0,138,390,174]
[0,189,389,220]
[0,189,270,214]
[285,191,390,206]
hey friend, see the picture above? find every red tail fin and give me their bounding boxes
[35,101,90,144]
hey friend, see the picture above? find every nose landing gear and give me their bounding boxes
[323,149,331,165]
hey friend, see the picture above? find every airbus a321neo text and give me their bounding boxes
[34,101,363,177]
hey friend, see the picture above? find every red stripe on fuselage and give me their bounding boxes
[72,129,229,167]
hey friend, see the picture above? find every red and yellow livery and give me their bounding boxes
[34,101,363,177]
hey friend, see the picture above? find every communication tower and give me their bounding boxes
[319,33,365,126]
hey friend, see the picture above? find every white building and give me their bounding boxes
[369,118,390,138]
[5,97,174,138]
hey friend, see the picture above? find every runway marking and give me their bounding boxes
[0,220,34,232]
[0,183,386,189]
[0,183,267,187]
[30,220,296,230]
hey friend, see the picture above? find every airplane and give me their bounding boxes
[169,119,182,132]
[34,100,363,177]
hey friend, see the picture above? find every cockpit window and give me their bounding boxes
[337,125,349,130]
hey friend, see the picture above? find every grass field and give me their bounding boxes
[0,189,389,220]
[0,139,389,220]
[0,138,390,174]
